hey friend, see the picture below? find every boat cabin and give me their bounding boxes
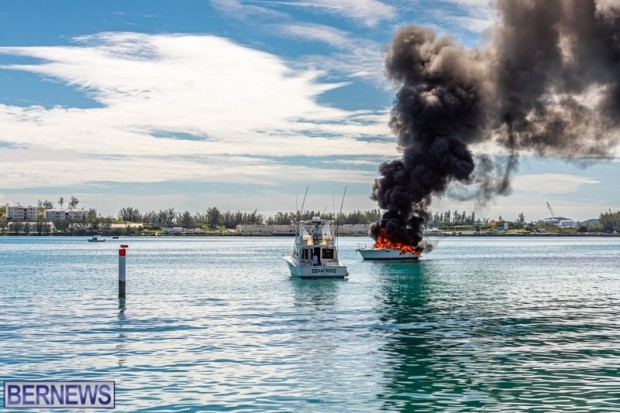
[283,216,348,278]
[294,217,338,266]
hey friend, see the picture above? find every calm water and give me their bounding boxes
[1,236,619,412]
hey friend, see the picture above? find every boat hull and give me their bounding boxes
[283,256,348,279]
[357,248,419,261]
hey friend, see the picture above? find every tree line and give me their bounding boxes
[118,207,384,229]
[37,196,80,210]
[427,210,526,228]
[2,201,617,235]
[0,202,532,232]
[599,210,620,233]
[1,204,382,234]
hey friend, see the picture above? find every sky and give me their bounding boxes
[0,0,617,222]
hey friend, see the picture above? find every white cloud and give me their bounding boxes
[209,0,286,19]
[432,0,495,34]
[336,159,379,166]
[445,15,493,33]
[271,23,351,48]
[512,173,599,195]
[249,0,395,27]
[440,0,491,7]
[0,33,394,190]
[0,150,379,190]
[438,0,493,14]
[290,37,388,87]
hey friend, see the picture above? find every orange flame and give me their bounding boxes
[374,228,422,256]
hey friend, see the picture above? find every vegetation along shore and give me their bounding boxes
[2,197,619,237]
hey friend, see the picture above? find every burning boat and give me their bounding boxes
[283,217,349,278]
[357,248,420,261]
[357,228,422,261]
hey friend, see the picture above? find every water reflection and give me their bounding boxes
[290,278,342,310]
[373,262,439,411]
[373,262,504,410]
[116,298,128,367]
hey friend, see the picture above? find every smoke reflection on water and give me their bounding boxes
[372,261,504,410]
[370,245,620,411]
[373,262,442,410]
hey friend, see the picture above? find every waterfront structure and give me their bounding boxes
[6,205,39,221]
[44,209,86,221]
[538,217,578,228]
[237,223,369,235]
[160,227,184,234]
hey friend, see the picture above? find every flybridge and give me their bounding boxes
[282,217,349,279]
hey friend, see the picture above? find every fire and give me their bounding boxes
[374,228,421,256]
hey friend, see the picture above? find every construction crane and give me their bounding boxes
[546,202,556,218]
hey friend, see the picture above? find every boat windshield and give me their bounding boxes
[321,222,331,237]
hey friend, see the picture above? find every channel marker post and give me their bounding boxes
[119,245,128,298]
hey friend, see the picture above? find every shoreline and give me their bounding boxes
[1,232,619,238]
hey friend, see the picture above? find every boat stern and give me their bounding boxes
[299,264,349,279]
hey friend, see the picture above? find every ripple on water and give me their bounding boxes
[0,236,619,411]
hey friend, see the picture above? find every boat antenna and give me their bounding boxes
[291,186,310,253]
[299,186,309,221]
[335,186,347,245]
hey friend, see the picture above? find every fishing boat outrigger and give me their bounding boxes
[283,217,349,279]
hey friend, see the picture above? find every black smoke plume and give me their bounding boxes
[371,0,620,248]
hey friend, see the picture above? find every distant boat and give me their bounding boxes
[272,231,296,236]
[112,236,119,239]
[283,217,348,279]
[88,236,106,242]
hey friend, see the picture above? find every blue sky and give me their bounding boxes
[0,0,617,221]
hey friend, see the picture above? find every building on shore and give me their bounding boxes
[44,209,86,221]
[110,223,143,230]
[538,217,578,228]
[6,205,39,221]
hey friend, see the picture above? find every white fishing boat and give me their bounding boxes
[283,217,349,279]
[357,247,420,261]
